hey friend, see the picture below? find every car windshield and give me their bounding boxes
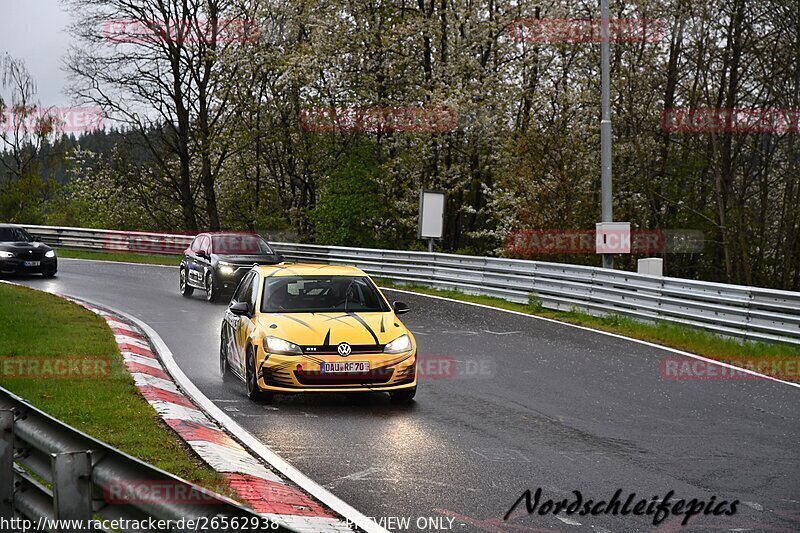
[261,275,389,313]
[0,227,32,242]
[212,234,273,255]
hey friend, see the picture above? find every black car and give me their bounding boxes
[179,232,282,302]
[0,224,58,277]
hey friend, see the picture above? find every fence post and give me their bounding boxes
[0,410,14,521]
[52,451,93,532]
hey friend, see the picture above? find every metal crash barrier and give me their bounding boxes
[0,387,296,532]
[21,224,800,346]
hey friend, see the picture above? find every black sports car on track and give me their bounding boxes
[179,232,283,302]
[0,224,58,277]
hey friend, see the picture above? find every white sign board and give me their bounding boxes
[419,190,445,239]
[596,221,631,254]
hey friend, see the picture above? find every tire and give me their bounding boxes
[180,268,194,297]
[389,387,417,403]
[220,331,233,382]
[42,269,57,278]
[205,272,220,302]
[245,347,272,402]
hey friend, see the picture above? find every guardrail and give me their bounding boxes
[21,224,800,346]
[0,386,295,532]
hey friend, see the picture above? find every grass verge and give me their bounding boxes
[375,279,800,381]
[0,283,227,488]
[57,247,178,266]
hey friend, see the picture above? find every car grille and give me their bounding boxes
[261,367,395,387]
[293,368,395,385]
[299,344,385,355]
[18,250,45,260]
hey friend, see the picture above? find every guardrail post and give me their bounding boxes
[0,410,14,521]
[52,451,93,531]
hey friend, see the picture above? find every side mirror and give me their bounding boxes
[197,250,209,259]
[392,301,410,315]
[229,301,250,316]
[274,253,284,263]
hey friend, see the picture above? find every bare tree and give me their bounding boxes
[65,0,252,229]
[0,54,58,180]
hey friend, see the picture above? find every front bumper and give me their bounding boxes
[0,257,57,275]
[216,266,250,292]
[256,349,418,393]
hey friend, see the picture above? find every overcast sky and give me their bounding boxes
[1,0,75,107]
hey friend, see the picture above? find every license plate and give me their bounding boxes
[23,261,40,267]
[321,361,370,373]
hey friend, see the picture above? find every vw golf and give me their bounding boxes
[219,264,417,402]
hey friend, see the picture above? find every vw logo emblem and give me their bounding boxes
[337,342,352,357]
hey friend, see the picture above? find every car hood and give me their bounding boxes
[217,254,281,265]
[0,241,52,253]
[256,311,410,347]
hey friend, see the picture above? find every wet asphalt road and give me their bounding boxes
[16,259,800,532]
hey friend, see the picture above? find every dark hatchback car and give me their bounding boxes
[0,224,57,277]
[179,232,282,302]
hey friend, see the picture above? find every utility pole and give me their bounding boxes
[600,0,614,269]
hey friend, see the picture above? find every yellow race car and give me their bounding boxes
[219,264,417,402]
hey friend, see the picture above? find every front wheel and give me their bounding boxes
[220,331,233,382]
[205,272,220,302]
[42,269,57,278]
[389,387,417,403]
[245,348,272,402]
[180,268,193,297]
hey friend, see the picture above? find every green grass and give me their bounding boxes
[375,279,800,379]
[0,283,228,489]
[57,247,179,266]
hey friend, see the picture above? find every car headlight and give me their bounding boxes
[265,336,303,355]
[45,250,56,258]
[384,334,412,354]
[218,262,235,275]
[0,251,13,258]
